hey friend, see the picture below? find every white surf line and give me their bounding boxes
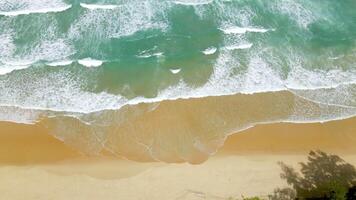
[170,68,182,74]
[172,0,213,6]
[78,58,103,67]
[202,47,217,55]
[79,3,119,10]
[0,5,72,16]
[220,26,269,34]
[0,60,36,75]
[0,65,30,75]
[47,60,73,67]
[137,52,164,58]
[225,43,253,50]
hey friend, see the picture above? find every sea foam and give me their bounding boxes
[0,2,71,16]
[47,60,73,67]
[78,58,103,67]
[79,3,119,10]
[202,47,217,55]
[225,43,253,50]
[170,68,182,74]
[172,0,213,6]
[220,26,269,34]
[0,64,31,75]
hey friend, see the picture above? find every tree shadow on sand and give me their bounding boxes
[269,150,356,200]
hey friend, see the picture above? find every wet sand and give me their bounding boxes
[0,117,356,199]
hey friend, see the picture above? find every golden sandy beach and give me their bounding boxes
[0,117,355,199]
[1,1,355,199]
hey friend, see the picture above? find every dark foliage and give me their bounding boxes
[346,186,356,200]
[276,150,356,200]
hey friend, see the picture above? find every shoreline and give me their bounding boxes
[1,116,356,165]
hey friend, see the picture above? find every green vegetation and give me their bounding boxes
[243,197,263,200]
[270,150,356,200]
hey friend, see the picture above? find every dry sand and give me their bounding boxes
[0,117,356,200]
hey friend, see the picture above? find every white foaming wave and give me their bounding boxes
[225,43,253,50]
[202,47,217,55]
[287,92,356,124]
[1,45,356,124]
[137,52,164,58]
[0,5,71,16]
[80,3,119,10]
[69,1,168,40]
[0,33,15,58]
[241,56,284,93]
[0,64,31,75]
[270,0,316,28]
[156,50,356,102]
[286,67,356,90]
[220,26,269,34]
[78,58,103,67]
[30,39,74,61]
[0,71,127,115]
[0,37,74,74]
[0,60,35,75]
[0,50,284,120]
[195,1,257,29]
[139,52,286,103]
[0,38,74,73]
[173,0,213,6]
[47,60,73,67]
[0,105,42,124]
[170,68,182,74]
[291,85,356,109]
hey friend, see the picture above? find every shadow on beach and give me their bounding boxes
[269,150,356,200]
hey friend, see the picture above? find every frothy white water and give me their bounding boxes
[79,3,119,10]
[173,0,213,6]
[220,26,269,34]
[225,43,253,50]
[286,67,356,90]
[137,52,164,58]
[78,58,103,67]
[170,68,182,74]
[0,0,71,17]
[0,33,15,59]
[0,60,34,75]
[28,39,75,62]
[270,0,317,28]
[0,106,42,124]
[0,35,74,72]
[0,5,71,16]
[0,64,30,75]
[202,47,217,55]
[69,1,168,40]
[0,71,126,115]
[0,41,355,121]
[47,60,73,67]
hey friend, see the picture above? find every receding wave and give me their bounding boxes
[0,89,354,164]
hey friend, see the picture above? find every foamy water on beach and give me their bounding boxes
[0,0,356,163]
